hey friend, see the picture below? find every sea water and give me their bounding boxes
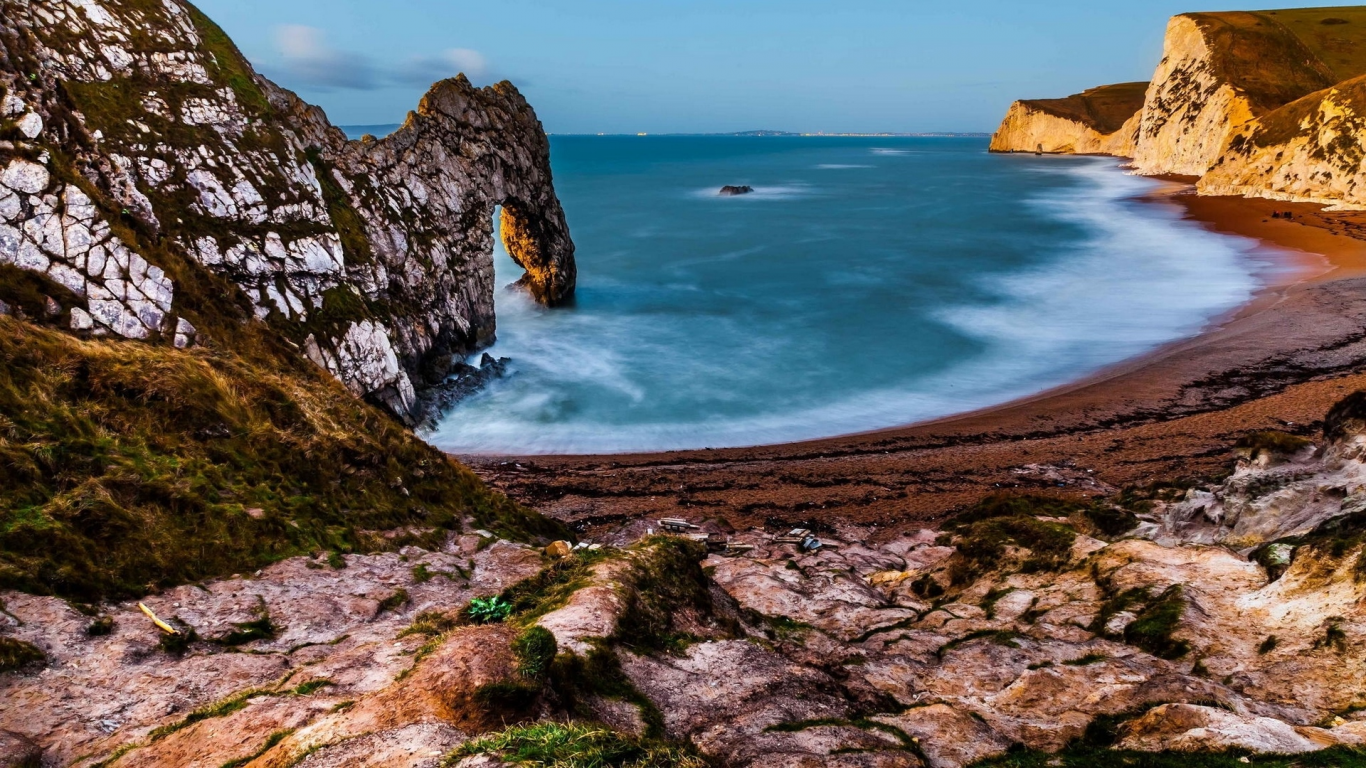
[396,136,1266,454]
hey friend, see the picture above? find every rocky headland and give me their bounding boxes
[9,2,1366,768]
[990,8,1366,210]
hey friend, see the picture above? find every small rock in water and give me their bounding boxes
[718,185,753,196]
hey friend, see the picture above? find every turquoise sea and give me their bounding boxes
[345,132,1272,455]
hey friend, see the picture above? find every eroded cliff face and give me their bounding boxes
[989,82,1146,156]
[993,8,1366,210]
[0,0,574,421]
[988,102,1140,156]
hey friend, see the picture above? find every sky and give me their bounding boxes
[196,0,1354,134]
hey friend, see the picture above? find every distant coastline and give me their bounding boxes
[340,124,992,140]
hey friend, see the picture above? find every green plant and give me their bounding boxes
[937,630,1024,659]
[218,728,295,768]
[378,588,410,613]
[1063,653,1107,666]
[0,636,44,672]
[216,599,276,646]
[158,627,199,655]
[467,595,513,624]
[447,721,708,768]
[1123,585,1191,660]
[86,616,115,636]
[412,563,434,583]
[946,495,1080,586]
[400,610,461,638]
[512,626,558,680]
[291,679,332,695]
[1258,635,1278,654]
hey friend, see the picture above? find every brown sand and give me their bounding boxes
[465,181,1366,540]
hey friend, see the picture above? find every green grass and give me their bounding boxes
[0,316,565,602]
[400,609,461,638]
[937,630,1025,659]
[1234,430,1314,460]
[0,636,44,672]
[946,495,1081,586]
[446,721,708,768]
[1020,82,1149,134]
[217,728,295,768]
[1123,586,1191,660]
[1262,7,1366,84]
[513,626,558,679]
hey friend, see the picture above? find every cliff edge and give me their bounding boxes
[0,0,575,421]
[989,82,1147,155]
[991,7,1366,210]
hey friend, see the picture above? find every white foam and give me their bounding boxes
[426,158,1264,455]
[816,164,873,169]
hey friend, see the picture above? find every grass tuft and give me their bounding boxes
[447,721,707,768]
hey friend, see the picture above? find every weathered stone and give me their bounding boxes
[15,112,42,139]
[1,160,49,195]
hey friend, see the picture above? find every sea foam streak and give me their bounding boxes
[427,146,1262,455]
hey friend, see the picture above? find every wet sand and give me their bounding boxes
[464,182,1366,540]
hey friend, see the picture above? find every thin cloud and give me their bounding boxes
[270,26,491,91]
[274,25,379,90]
[395,49,490,86]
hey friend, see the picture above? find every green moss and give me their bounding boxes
[447,721,708,768]
[549,645,667,740]
[611,536,717,654]
[86,616,115,636]
[936,630,1025,659]
[1063,653,1108,666]
[0,316,563,602]
[1234,430,1313,460]
[183,2,273,117]
[512,625,558,679]
[378,588,410,614]
[148,684,274,741]
[291,679,332,695]
[218,729,295,768]
[0,636,45,672]
[304,149,375,266]
[1123,585,1191,660]
[947,495,1080,586]
[400,609,461,638]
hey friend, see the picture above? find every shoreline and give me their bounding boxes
[465,180,1366,538]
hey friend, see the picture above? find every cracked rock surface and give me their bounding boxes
[0,0,574,421]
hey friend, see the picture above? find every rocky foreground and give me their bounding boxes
[9,396,1366,767]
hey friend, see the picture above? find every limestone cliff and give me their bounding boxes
[0,0,575,421]
[992,7,1366,210]
[989,82,1147,156]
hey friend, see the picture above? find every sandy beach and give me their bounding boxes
[465,181,1366,541]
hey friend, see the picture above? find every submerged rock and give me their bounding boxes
[412,353,511,429]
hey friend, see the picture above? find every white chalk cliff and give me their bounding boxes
[0,0,576,420]
[992,8,1366,210]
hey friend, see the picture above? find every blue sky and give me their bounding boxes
[196,0,1353,134]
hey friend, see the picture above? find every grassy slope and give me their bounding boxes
[0,307,564,601]
[0,4,566,603]
[1262,7,1366,83]
[1020,82,1150,135]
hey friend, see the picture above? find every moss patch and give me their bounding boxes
[447,721,707,768]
